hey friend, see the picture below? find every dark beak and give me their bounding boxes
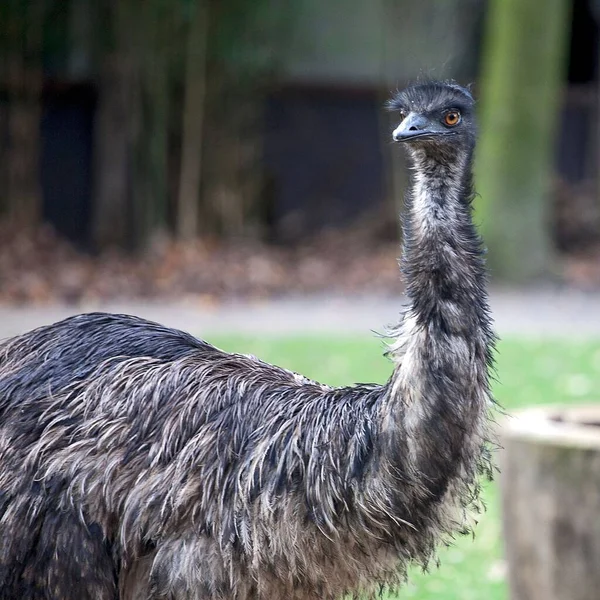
[392,114,433,142]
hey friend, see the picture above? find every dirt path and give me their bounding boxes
[0,288,598,340]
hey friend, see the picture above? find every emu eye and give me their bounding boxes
[398,110,407,122]
[444,111,461,127]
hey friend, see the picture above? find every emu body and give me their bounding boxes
[0,81,495,600]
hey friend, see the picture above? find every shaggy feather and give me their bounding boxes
[0,80,495,600]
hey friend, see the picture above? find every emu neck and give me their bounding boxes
[401,145,487,328]
[388,143,493,497]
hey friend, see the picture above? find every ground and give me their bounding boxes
[0,288,599,340]
[2,224,600,306]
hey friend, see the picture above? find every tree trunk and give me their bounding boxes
[2,0,43,227]
[92,0,139,249]
[176,0,209,241]
[500,405,600,600]
[476,0,571,282]
[133,0,171,248]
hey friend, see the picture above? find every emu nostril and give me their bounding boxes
[409,125,418,131]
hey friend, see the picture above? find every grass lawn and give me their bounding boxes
[209,334,600,600]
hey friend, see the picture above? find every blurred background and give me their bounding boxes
[1,0,600,304]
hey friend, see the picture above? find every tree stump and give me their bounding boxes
[501,405,600,600]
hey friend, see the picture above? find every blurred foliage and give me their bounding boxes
[0,0,294,248]
[1,0,594,284]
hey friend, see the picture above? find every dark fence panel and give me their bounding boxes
[264,85,385,242]
[40,82,96,247]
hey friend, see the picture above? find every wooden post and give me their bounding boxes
[500,405,600,600]
[476,0,572,282]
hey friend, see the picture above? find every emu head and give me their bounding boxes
[388,81,476,158]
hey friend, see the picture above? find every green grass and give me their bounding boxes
[209,334,600,600]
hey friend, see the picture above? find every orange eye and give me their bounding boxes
[444,111,461,126]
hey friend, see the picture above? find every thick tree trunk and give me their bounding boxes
[476,0,571,282]
[501,405,600,600]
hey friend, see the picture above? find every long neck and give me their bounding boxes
[389,144,494,498]
[402,145,490,334]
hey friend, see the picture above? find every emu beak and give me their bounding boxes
[392,114,432,142]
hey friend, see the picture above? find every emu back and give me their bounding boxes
[0,314,391,599]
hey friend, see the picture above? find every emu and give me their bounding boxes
[0,81,495,600]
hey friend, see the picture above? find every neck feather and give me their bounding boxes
[399,146,490,337]
[352,115,496,566]
[386,144,494,497]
